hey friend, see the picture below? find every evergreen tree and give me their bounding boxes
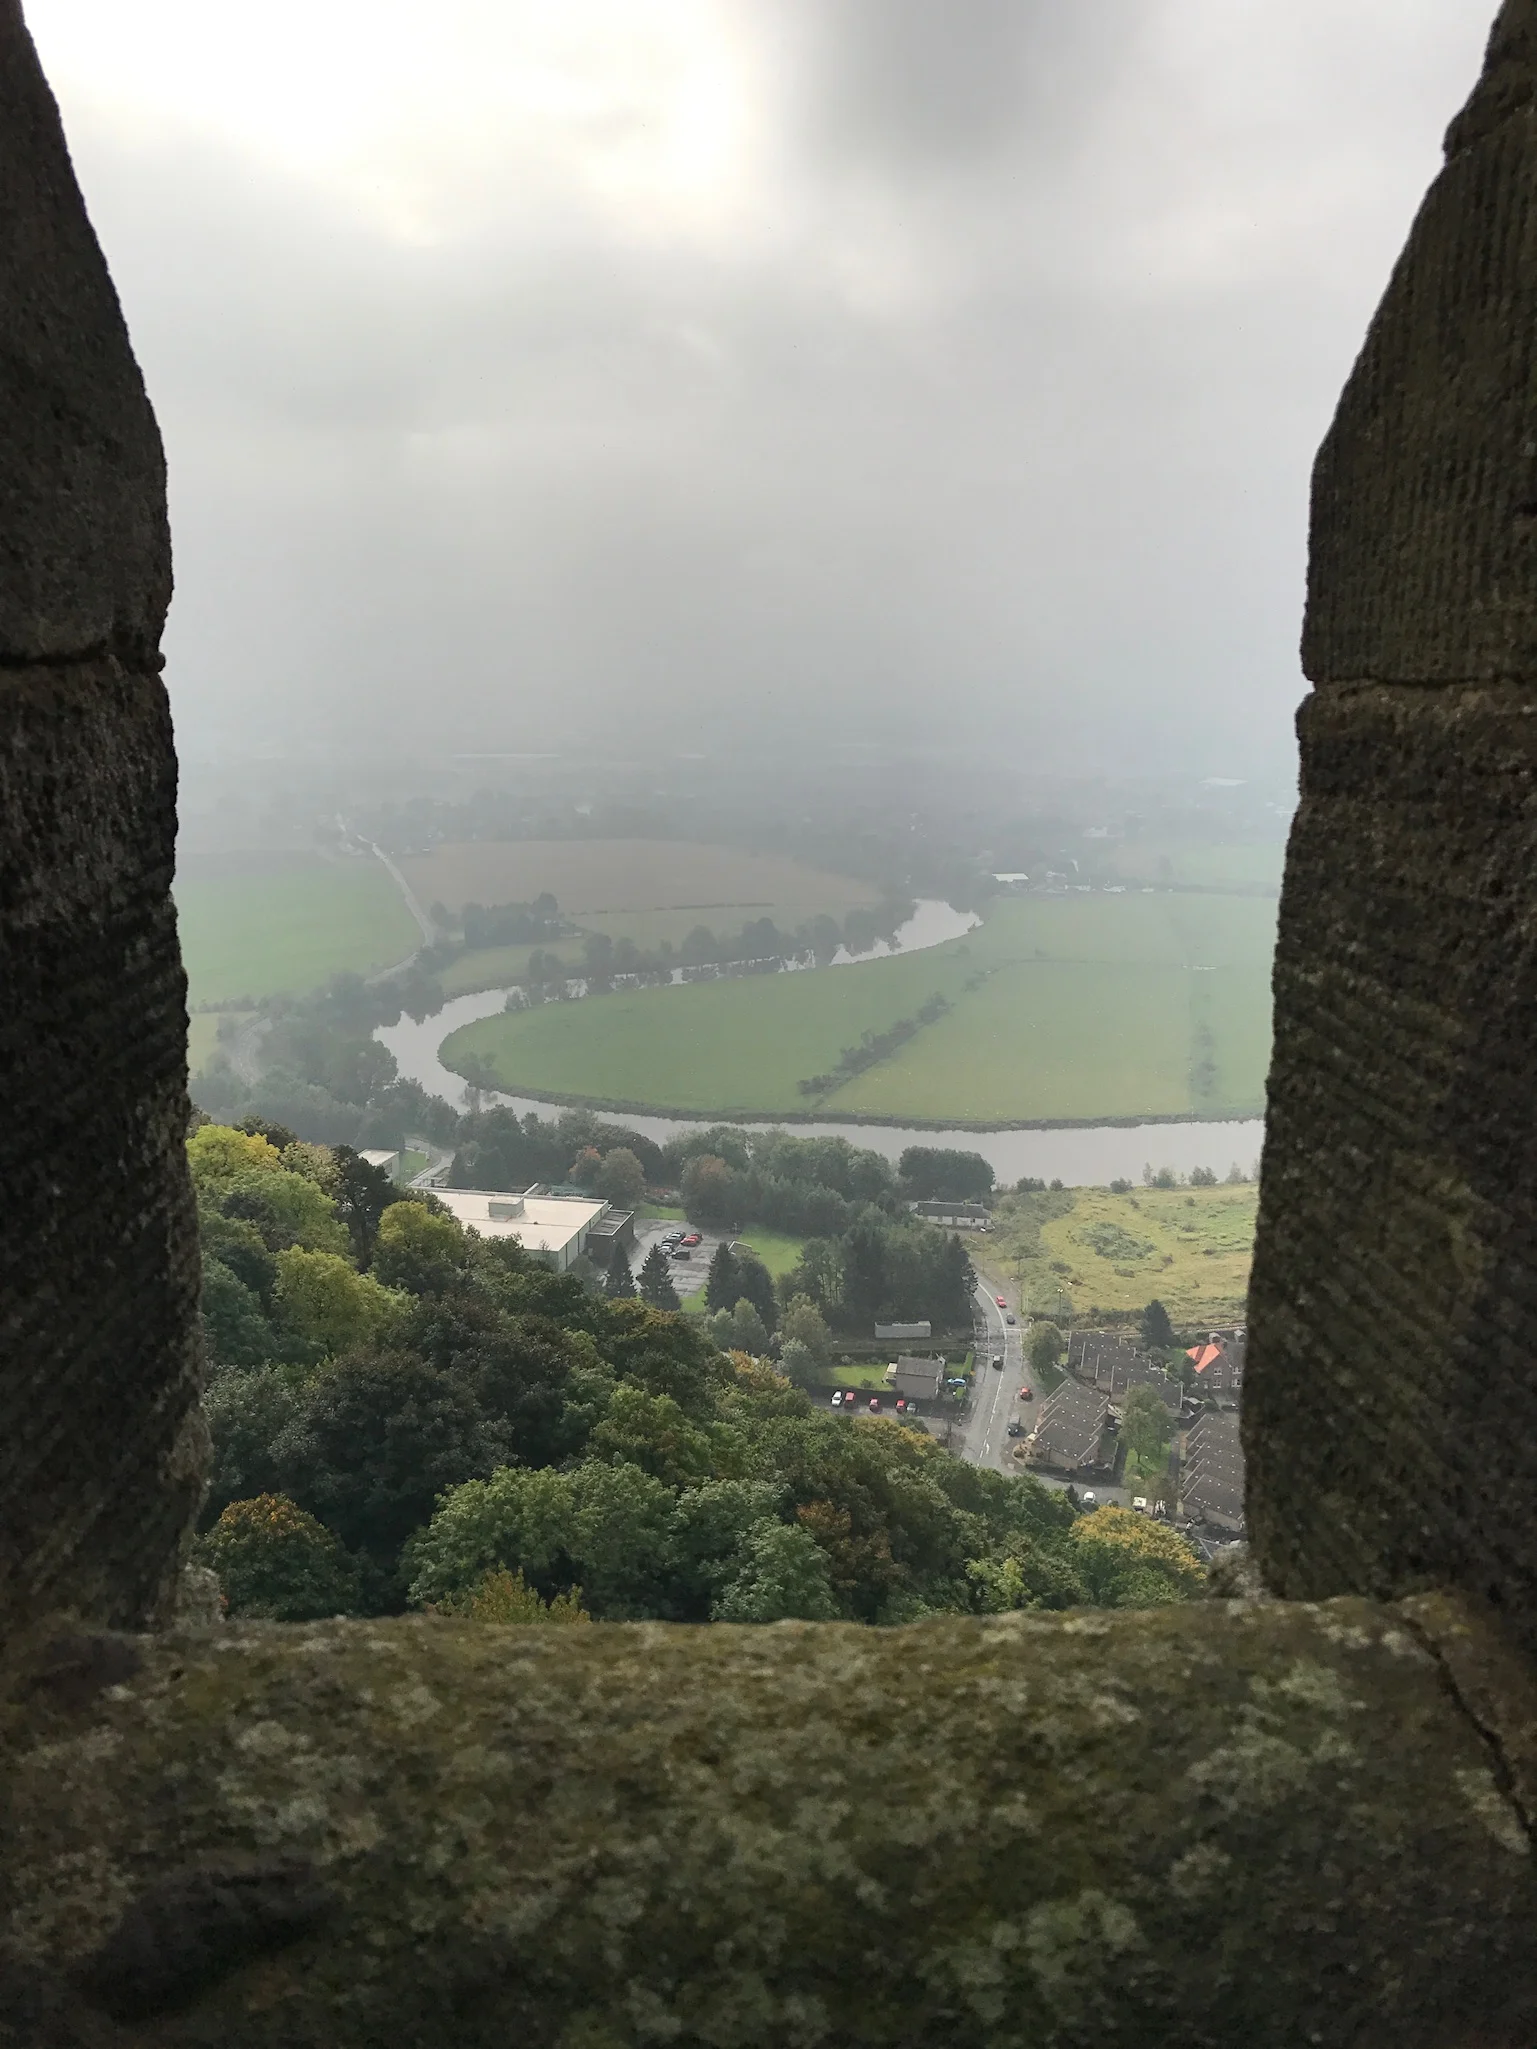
[638,1243,681,1311]
[605,1241,637,1298]
[732,1249,777,1333]
[1140,1299,1176,1351]
[705,1241,740,1313]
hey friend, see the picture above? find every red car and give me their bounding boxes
[868,1395,881,1412]
[1018,1385,1033,1402]
[681,1233,702,1247]
[995,1296,1007,1309]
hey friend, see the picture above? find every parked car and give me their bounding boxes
[1005,1312,1016,1326]
[1018,1385,1032,1401]
[1131,1497,1149,1514]
[681,1233,702,1247]
[1007,1421,1024,1438]
[868,1395,881,1411]
[995,1296,1007,1308]
[672,1248,691,1261]
[1080,1490,1099,1509]
[831,1392,843,1407]
[992,1354,1004,1370]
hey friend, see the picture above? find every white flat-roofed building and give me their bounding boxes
[359,1149,402,1181]
[432,1188,607,1271]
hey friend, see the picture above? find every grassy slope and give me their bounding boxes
[443,894,1276,1126]
[177,858,419,1007]
[989,1183,1259,1324]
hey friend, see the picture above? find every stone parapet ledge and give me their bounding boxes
[5,1594,1537,2047]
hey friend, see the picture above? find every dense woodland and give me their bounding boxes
[190,1121,1205,1626]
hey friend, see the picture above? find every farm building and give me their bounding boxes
[432,1188,606,1271]
[908,1201,991,1229]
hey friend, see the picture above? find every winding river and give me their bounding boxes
[375,899,1264,1187]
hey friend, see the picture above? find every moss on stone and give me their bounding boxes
[4,1596,1537,2045]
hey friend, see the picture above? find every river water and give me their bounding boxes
[375,899,1265,1187]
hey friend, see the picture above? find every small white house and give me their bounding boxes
[359,1149,402,1182]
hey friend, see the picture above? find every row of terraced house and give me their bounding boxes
[1023,1327,1246,1535]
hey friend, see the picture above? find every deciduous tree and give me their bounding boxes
[194,1494,358,1621]
[596,1147,647,1210]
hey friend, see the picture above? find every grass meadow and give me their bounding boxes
[400,840,877,928]
[415,840,884,998]
[441,893,1277,1127]
[985,1182,1260,1326]
[177,855,419,1008]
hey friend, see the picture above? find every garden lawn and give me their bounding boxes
[731,1230,806,1278]
[441,893,1277,1127]
[177,855,419,1007]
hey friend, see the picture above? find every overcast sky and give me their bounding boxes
[27,0,1494,779]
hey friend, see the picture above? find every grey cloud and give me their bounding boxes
[48,0,1499,778]
[786,0,1146,168]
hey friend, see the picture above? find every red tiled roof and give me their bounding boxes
[1186,1343,1225,1373]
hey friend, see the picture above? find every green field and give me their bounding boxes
[986,1182,1260,1325]
[412,839,883,999]
[1092,841,1285,892]
[176,855,420,1008]
[442,894,1277,1127]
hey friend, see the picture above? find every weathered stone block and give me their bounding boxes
[0,0,201,1634]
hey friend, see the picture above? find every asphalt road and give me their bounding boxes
[958,1273,1131,1505]
[960,1282,1036,1474]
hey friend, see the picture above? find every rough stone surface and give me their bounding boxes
[1303,0,1537,683]
[1247,1,1537,1632]
[4,1597,1537,2048]
[0,0,202,1635]
[0,0,168,665]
